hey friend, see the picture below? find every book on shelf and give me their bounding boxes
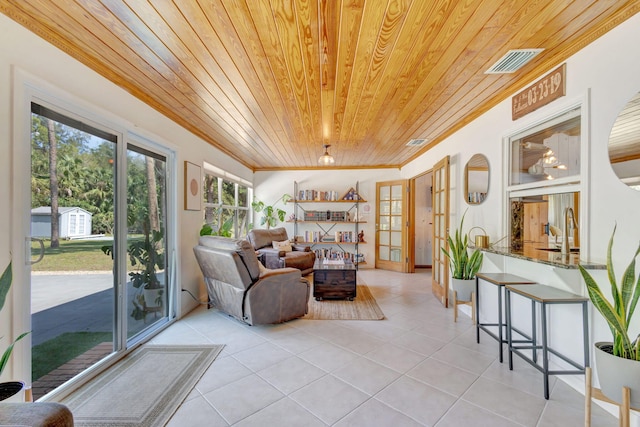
[313,247,361,263]
[297,189,340,201]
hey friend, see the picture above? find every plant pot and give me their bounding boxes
[0,381,24,401]
[594,341,640,408]
[451,278,475,302]
[143,287,164,308]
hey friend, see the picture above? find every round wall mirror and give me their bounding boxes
[609,91,640,190]
[465,154,489,204]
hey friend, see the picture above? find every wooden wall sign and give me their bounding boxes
[512,64,566,120]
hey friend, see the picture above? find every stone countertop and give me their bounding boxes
[478,245,606,270]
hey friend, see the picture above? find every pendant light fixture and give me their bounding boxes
[318,144,335,165]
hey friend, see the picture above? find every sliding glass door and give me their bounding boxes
[125,146,168,339]
[29,103,171,399]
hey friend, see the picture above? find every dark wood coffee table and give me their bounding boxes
[312,259,357,300]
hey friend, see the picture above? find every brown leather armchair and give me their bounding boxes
[247,227,316,275]
[193,235,309,325]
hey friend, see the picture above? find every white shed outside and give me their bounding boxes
[31,207,93,239]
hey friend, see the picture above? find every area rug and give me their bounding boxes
[304,281,385,320]
[61,344,224,427]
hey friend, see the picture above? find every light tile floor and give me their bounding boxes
[155,269,618,426]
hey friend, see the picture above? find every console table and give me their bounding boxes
[505,284,589,399]
[475,273,536,363]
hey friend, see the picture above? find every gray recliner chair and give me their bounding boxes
[247,227,316,275]
[193,236,309,325]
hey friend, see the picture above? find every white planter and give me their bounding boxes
[143,287,164,308]
[451,278,475,302]
[0,381,24,402]
[594,342,640,408]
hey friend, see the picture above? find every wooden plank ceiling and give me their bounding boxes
[2,1,639,171]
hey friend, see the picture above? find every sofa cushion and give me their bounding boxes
[272,240,292,252]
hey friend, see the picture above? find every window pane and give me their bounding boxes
[391,216,402,230]
[202,172,252,239]
[391,231,402,246]
[379,246,389,261]
[509,109,581,186]
[237,209,249,237]
[238,185,248,207]
[380,186,390,200]
[391,185,402,200]
[222,180,235,206]
[203,175,218,205]
[379,216,390,231]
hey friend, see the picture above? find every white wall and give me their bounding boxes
[0,14,252,381]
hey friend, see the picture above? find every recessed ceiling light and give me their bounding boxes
[485,49,544,74]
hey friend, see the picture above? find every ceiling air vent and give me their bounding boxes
[485,49,544,74]
[406,138,427,147]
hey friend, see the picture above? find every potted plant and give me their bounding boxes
[441,211,484,302]
[0,262,30,401]
[579,226,640,408]
[102,222,165,321]
[251,193,292,229]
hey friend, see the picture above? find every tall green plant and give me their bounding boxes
[579,226,640,361]
[0,262,30,376]
[441,211,483,280]
[251,194,292,229]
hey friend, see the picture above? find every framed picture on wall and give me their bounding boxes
[184,161,202,211]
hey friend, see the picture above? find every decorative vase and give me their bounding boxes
[451,278,475,302]
[0,381,24,401]
[594,341,640,408]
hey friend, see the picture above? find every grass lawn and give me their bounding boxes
[31,239,114,272]
[31,237,143,272]
[32,331,112,381]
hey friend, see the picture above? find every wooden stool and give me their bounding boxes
[453,290,475,324]
[585,366,638,427]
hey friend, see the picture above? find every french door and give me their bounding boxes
[375,180,409,272]
[432,156,450,307]
[29,102,171,399]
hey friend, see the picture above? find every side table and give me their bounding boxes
[475,273,536,362]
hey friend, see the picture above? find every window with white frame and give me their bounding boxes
[202,163,252,238]
[506,105,583,250]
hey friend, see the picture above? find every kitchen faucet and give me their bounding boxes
[561,207,579,255]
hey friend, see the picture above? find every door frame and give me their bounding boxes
[409,170,434,270]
